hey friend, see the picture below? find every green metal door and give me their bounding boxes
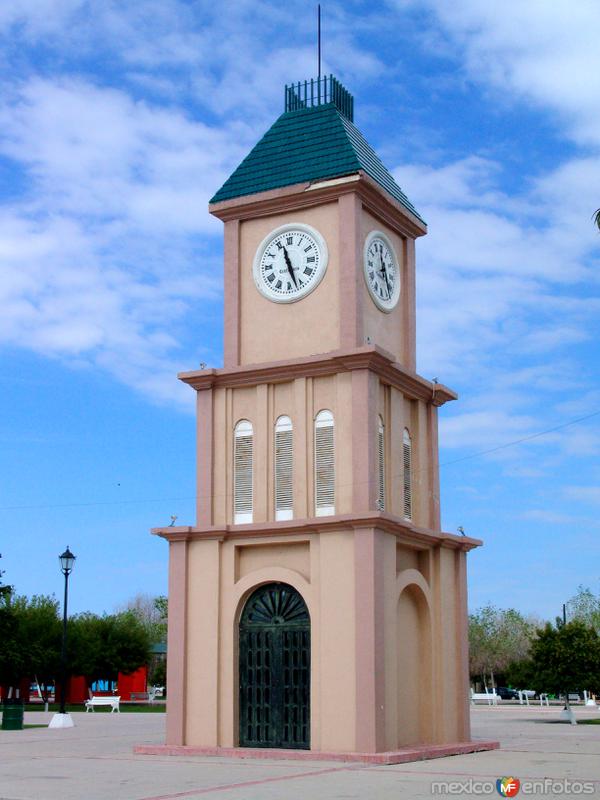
[239,582,310,749]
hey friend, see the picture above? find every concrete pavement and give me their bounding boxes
[0,705,599,799]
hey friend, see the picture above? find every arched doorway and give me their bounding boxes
[397,584,432,746]
[239,582,310,749]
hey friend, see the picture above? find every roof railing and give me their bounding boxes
[284,75,354,122]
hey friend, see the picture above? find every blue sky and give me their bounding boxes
[1,1,599,618]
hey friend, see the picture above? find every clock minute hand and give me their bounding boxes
[282,246,298,288]
[379,253,391,297]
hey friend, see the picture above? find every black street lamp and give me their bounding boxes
[58,546,75,716]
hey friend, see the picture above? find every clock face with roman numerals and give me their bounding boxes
[363,230,400,312]
[253,223,328,303]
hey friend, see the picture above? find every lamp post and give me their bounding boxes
[49,546,76,729]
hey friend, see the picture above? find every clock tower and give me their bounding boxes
[147,77,495,762]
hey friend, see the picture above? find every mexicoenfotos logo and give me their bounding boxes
[431,776,594,795]
[497,777,521,797]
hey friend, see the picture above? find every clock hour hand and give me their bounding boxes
[282,246,298,288]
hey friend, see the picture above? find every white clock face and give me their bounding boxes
[363,230,400,312]
[253,223,328,303]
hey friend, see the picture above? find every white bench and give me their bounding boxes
[130,689,156,704]
[85,696,120,713]
[470,689,499,706]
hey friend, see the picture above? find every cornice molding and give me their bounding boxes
[208,172,427,239]
[151,511,481,552]
[178,345,457,406]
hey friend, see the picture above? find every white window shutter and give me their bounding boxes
[314,410,335,516]
[403,428,412,520]
[234,419,253,523]
[377,416,385,511]
[275,415,293,521]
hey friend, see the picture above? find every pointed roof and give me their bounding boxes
[210,102,423,223]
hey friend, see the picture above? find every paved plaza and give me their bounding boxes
[1,706,599,799]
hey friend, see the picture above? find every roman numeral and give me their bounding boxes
[276,242,283,250]
[306,256,315,263]
[303,267,313,276]
[267,273,275,283]
[286,235,293,245]
[275,280,282,289]
[304,245,313,252]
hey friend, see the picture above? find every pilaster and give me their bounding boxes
[402,237,416,371]
[196,388,214,527]
[354,526,386,752]
[166,539,188,745]
[351,368,379,512]
[338,192,363,349]
[223,219,240,368]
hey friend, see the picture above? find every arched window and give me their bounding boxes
[275,415,293,521]
[314,410,335,516]
[234,419,253,524]
[403,428,412,520]
[377,415,385,511]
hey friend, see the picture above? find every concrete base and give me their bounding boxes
[48,713,75,729]
[559,708,577,725]
[134,740,499,765]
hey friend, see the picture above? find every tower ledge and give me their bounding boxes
[178,344,456,407]
[151,510,482,552]
[210,170,426,239]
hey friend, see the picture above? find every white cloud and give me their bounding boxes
[402,0,600,147]
[0,78,236,233]
[393,147,600,478]
[0,77,235,405]
[440,409,536,450]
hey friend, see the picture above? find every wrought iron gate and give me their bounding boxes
[239,582,310,749]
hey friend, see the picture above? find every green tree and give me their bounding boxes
[469,605,538,688]
[119,594,168,692]
[519,620,600,722]
[149,658,166,689]
[529,621,600,695]
[505,658,536,690]
[566,585,600,633]
[0,593,61,701]
[0,553,12,599]
[119,593,168,644]
[11,595,61,704]
[0,595,23,694]
[68,611,152,694]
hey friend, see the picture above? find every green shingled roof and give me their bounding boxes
[210,103,424,223]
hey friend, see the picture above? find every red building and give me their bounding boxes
[66,667,148,703]
[1,667,148,704]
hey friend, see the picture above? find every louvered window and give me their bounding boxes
[403,428,412,520]
[275,415,293,521]
[234,419,253,524]
[377,416,385,511]
[314,410,335,516]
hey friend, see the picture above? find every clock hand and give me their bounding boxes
[379,252,391,297]
[282,246,298,288]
